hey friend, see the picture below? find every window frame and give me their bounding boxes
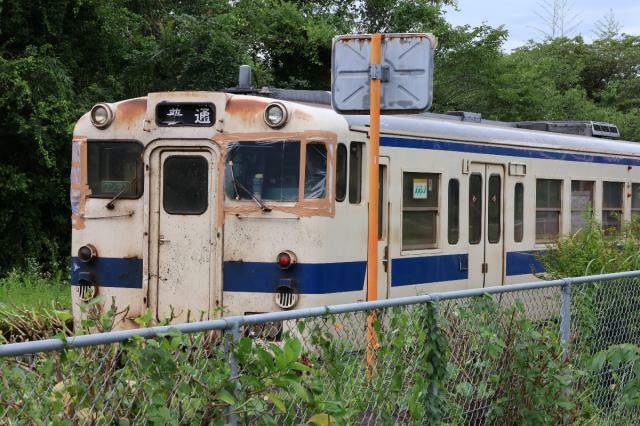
[87,140,144,199]
[602,180,625,232]
[514,182,524,243]
[335,143,347,202]
[468,173,483,245]
[162,155,209,215]
[400,170,441,252]
[570,179,595,234]
[535,178,563,243]
[222,137,333,206]
[487,173,502,244]
[302,142,328,200]
[348,142,364,204]
[632,183,640,219]
[447,178,460,245]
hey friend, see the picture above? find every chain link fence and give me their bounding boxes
[2,271,640,424]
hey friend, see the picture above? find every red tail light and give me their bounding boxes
[277,250,296,269]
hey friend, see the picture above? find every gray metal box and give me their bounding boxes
[332,33,436,114]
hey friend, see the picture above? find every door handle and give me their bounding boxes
[382,246,389,272]
[159,235,170,244]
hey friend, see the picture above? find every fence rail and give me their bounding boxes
[2,271,640,424]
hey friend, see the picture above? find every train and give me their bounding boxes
[70,69,640,328]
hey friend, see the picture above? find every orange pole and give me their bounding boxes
[366,33,382,375]
[367,33,382,303]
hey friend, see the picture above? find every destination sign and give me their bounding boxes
[156,103,215,127]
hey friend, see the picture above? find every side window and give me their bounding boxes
[348,142,363,204]
[571,180,594,233]
[469,174,482,244]
[304,143,327,199]
[88,141,143,198]
[536,179,562,242]
[402,172,439,250]
[336,143,347,202]
[448,179,459,244]
[632,183,640,220]
[487,174,501,243]
[603,181,623,232]
[514,183,524,242]
[163,156,208,215]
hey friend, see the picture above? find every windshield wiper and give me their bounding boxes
[106,177,137,210]
[228,161,272,212]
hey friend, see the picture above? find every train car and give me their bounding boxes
[70,76,640,328]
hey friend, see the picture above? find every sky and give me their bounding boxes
[444,0,640,51]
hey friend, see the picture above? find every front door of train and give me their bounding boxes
[467,163,505,287]
[153,149,218,323]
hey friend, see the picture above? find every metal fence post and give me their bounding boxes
[224,318,241,426]
[560,278,573,361]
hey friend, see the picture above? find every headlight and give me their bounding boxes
[78,244,98,263]
[264,102,288,128]
[90,103,114,129]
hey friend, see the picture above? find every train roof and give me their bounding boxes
[344,113,640,159]
[257,87,640,159]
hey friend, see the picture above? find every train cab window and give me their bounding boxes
[304,143,327,199]
[163,156,208,214]
[349,142,363,204]
[224,140,300,202]
[336,143,347,202]
[514,183,524,242]
[469,174,482,244]
[448,179,459,244]
[632,184,640,219]
[88,141,143,198]
[402,172,439,250]
[603,181,624,232]
[536,179,562,242]
[571,180,594,233]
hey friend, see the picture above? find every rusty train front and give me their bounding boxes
[71,91,368,328]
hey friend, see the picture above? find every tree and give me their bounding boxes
[533,0,581,39]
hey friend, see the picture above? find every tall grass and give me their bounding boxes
[0,259,70,309]
[0,260,72,342]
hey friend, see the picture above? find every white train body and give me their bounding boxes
[70,90,640,327]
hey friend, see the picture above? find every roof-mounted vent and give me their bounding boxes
[445,111,482,123]
[516,121,620,139]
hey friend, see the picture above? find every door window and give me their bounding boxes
[163,156,209,215]
[448,179,459,244]
[469,174,482,244]
[487,174,501,243]
[402,172,439,250]
[603,181,623,232]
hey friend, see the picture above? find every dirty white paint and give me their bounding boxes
[71,89,640,329]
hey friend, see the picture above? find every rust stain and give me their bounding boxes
[224,97,269,124]
[71,136,89,230]
[215,130,337,220]
[293,109,313,122]
[116,97,147,129]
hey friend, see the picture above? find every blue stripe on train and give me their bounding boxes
[505,250,546,276]
[381,136,640,166]
[222,261,366,293]
[69,251,545,291]
[391,254,468,287]
[71,256,143,288]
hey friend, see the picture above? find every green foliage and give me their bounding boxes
[443,295,585,424]
[1,0,639,274]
